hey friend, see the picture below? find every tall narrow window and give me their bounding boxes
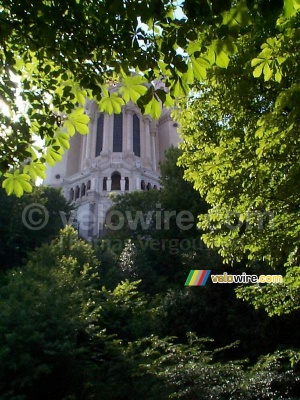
[113,113,123,152]
[81,183,86,197]
[69,188,74,202]
[111,172,121,190]
[133,114,140,157]
[95,114,104,157]
[75,186,80,200]
[103,177,107,191]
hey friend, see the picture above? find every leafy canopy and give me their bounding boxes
[0,184,72,269]
[0,0,297,196]
[176,1,300,313]
[178,0,300,265]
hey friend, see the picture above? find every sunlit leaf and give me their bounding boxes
[191,57,209,80]
[45,147,63,166]
[2,171,32,197]
[63,107,90,136]
[118,75,148,103]
[24,162,47,180]
[99,93,125,114]
[54,130,70,149]
[144,97,162,119]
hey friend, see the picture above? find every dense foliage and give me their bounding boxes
[1,151,300,398]
[177,0,300,315]
[1,2,300,396]
[1,226,300,399]
[102,147,213,293]
[0,185,72,269]
[1,0,299,196]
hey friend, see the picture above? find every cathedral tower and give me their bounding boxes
[45,99,179,239]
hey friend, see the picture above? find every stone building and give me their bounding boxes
[44,98,179,239]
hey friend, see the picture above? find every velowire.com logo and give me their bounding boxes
[184,270,211,286]
[185,270,283,286]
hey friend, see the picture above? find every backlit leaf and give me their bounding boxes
[191,57,209,80]
[45,147,63,166]
[63,108,90,136]
[24,162,47,180]
[54,130,70,149]
[2,171,32,197]
[118,75,148,103]
[144,97,162,119]
[99,93,125,114]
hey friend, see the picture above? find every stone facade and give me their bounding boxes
[45,99,179,239]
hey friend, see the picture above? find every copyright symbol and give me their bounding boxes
[22,203,49,231]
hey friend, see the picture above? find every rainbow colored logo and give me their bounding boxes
[185,270,211,286]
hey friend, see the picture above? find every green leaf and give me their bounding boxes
[144,97,162,119]
[118,75,148,103]
[98,93,125,114]
[184,64,194,84]
[275,71,282,82]
[209,40,231,68]
[2,171,32,197]
[284,0,295,16]
[253,63,264,78]
[165,93,175,108]
[23,162,47,180]
[45,147,63,166]
[252,58,273,80]
[54,130,71,149]
[187,40,201,55]
[63,108,90,136]
[171,79,183,98]
[215,50,230,68]
[222,1,252,28]
[207,46,216,64]
[191,56,209,80]
[251,58,263,67]
[263,62,273,81]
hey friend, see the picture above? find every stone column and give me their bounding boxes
[150,131,157,171]
[89,177,95,190]
[85,111,96,160]
[90,173,99,192]
[142,116,152,167]
[136,176,141,191]
[120,177,125,192]
[102,113,109,152]
[88,203,95,237]
[80,135,87,169]
[107,178,112,192]
[107,114,114,152]
[98,203,105,232]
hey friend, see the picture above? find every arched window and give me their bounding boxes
[133,114,140,157]
[69,188,74,202]
[113,113,123,152]
[141,180,145,190]
[103,177,107,191]
[81,183,86,197]
[147,182,152,190]
[111,172,121,190]
[125,177,129,191]
[75,185,80,200]
[87,180,91,190]
[95,114,104,157]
